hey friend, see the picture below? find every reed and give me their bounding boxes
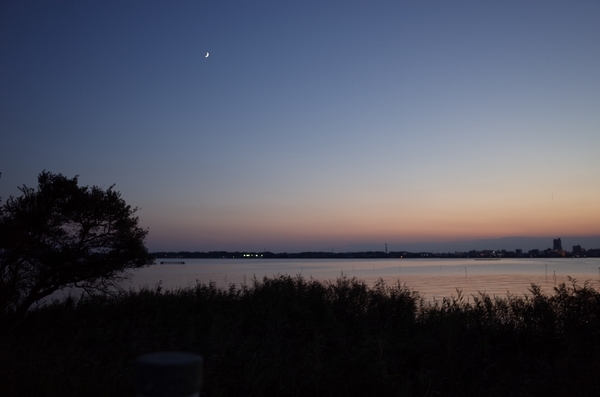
[1,275,600,396]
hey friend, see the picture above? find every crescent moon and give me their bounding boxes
[205,52,209,58]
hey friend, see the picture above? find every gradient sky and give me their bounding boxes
[1,1,599,253]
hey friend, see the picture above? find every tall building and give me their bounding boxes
[553,238,562,251]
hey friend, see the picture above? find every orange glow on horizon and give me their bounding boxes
[144,182,600,251]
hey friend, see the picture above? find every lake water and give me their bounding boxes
[124,257,600,301]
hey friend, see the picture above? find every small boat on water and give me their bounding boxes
[160,261,185,265]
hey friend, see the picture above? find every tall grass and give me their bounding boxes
[2,275,600,396]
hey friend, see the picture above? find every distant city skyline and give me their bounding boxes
[2,2,599,253]
[149,235,600,255]
[344,236,600,254]
[152,235,600,260]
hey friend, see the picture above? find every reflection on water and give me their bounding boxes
[126,258,600,300]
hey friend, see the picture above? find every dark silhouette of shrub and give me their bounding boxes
[0,171,153,323]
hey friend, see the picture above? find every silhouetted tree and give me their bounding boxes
[0,171,153,322]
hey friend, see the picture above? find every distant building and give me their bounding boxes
[516,249,522,256]
[553,238,562,251]
[573,245,582,254]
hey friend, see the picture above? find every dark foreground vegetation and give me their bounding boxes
[2,276,600,397]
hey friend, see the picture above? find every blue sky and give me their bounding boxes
[2,1,599,252]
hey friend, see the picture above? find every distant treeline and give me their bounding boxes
[153,249,600,259]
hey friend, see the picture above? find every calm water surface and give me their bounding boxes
[126,258,600,300]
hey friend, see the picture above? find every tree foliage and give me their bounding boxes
[0,171,153,320]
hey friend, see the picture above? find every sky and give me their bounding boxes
[1,1,600,253]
